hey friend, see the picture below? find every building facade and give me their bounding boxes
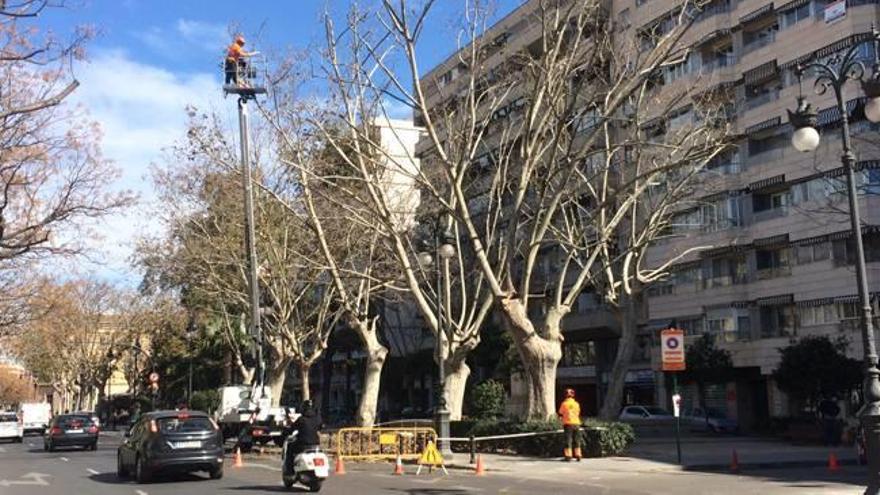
[419,0,880,426]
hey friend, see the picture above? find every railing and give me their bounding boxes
[755,265,792,280]
[752,205,789,223]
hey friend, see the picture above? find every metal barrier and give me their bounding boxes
[335,427,437,461]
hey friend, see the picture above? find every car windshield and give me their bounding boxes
[157,416,213,433]
[0,413,16,423]
[57,416,93,428]
[645,407,669,415]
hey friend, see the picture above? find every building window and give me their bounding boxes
[703,255,748,288]
[706,308,750,342]
[678,317,705,336]
[748,133,787,156]
[561,341,596,367]
[796,241,830,264]
[753,189,790,212]
[799,303,838,326]
[779,2,812,29]
[760,304,796,338]
[756,246,792,279]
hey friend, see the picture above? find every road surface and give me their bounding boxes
[0,432,865,494]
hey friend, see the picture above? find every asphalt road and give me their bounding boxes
[0,432,866,494]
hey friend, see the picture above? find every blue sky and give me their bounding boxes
[37,0,522,284]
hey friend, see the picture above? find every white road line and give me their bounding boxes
[87,468,99,475]
[59,457,69,462]
[135,490,148,495]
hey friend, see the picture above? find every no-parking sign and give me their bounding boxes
[661,328,686,371]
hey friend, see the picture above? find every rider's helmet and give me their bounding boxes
[565,388,576,398]
[235,35,246,46]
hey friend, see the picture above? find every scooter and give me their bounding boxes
[281,431,329,492]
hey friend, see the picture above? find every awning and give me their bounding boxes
[749,174,785,191]
[828,230,853,241]
[731,300,751,309]
[781,34,876,70]
[816,98,864,127]
[777,0,810,12]
[673,260,702,271]
[754,233,790,247]
[796,297,834,307]
[696,28,731,47]
[700,244,749,258]
[757,294,794,306]
[834,295,859,304]
[745,116,781,135]
[743,60,778,86]
[795,233,831,246]
[739,3,774,24]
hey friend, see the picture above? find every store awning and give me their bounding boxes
[739,3,774,24]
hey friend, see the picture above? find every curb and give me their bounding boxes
[683,458,861,472]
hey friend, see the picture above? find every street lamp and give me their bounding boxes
[788,27,880,493]
[418,219,456,459]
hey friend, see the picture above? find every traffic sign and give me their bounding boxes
[148,372,160,383]
[661,328,686,371]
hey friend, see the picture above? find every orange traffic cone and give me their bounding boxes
[829,453,840,472]
[233,447,243,468]
[393,455,405,475]
[335,456,347,475]
[730,449,739,473]
[475,454,486,476]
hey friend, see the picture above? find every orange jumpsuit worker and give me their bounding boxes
[225,35,255,85]
[558,388,582,461]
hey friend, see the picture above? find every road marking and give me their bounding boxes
[0,472,50,487]
[241,462,281,472]
[87,468,99,475]
[60,457,69,462]
[135,490,148,495]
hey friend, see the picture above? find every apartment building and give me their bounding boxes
[419,0,880,425]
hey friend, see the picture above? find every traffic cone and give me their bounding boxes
[730,449,739,473]
[335,455,346,475]
[233,447,243,468]
[828,453,840,472]
[475,454,486,476]
[393,455,405,475]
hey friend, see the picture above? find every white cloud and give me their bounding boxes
[175,19,229,52]
[65,49,235,284]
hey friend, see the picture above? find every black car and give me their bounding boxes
[117,410,224,483]
[44,414,99,451]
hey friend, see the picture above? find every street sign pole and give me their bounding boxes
[673,373,682,465]
[661,327,686,466]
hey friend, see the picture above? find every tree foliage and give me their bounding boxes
[773,335,862,410]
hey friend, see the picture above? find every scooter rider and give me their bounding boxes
[285,400,322,458]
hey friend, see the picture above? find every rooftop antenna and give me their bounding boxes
[223,42,268,401]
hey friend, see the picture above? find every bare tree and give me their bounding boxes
[313,0,731,419]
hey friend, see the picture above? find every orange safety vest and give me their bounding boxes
[558,397,581,426]
[226,43,243,62]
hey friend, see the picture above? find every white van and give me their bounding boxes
[19,403,51,435]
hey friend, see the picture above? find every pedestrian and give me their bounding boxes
[224,34,256,86]
[819,396,841,446]
[558,388,582,461]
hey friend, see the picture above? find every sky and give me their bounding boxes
[36,0,522,285]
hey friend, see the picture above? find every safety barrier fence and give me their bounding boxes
[335,427,437,461]
[439,426,608,464]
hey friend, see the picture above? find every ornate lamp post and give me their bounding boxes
[418,219,456,459]
[788,27,880,494]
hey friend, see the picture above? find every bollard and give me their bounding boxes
[469,435,476,465]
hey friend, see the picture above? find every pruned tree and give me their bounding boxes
[140,111,342,405]
[314,0,731,419]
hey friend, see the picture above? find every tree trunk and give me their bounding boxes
[350,317,389,427]
[599,291,642,420]
[444,357,470,421]
[300,364,311,402]
[265,362,289,407]
[499,298,564,420]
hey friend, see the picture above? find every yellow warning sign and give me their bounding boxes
[379,433,397,445]
[418,440,444,466]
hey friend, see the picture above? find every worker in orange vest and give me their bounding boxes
[225,35,256,86]
[558,388,582,461]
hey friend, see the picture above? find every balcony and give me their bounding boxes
[744,89,780,111]
[755,265,792,280]
[742,32,776,55]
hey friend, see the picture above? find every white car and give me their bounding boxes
[0,412,23,443]
[618,405,674,422]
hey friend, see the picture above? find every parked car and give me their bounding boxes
[18,403,51,436]
[685,406,739,434]
[117,410,224,483]
[44,414,99,451]
[0,412,23,443]
[618,405,674,422]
